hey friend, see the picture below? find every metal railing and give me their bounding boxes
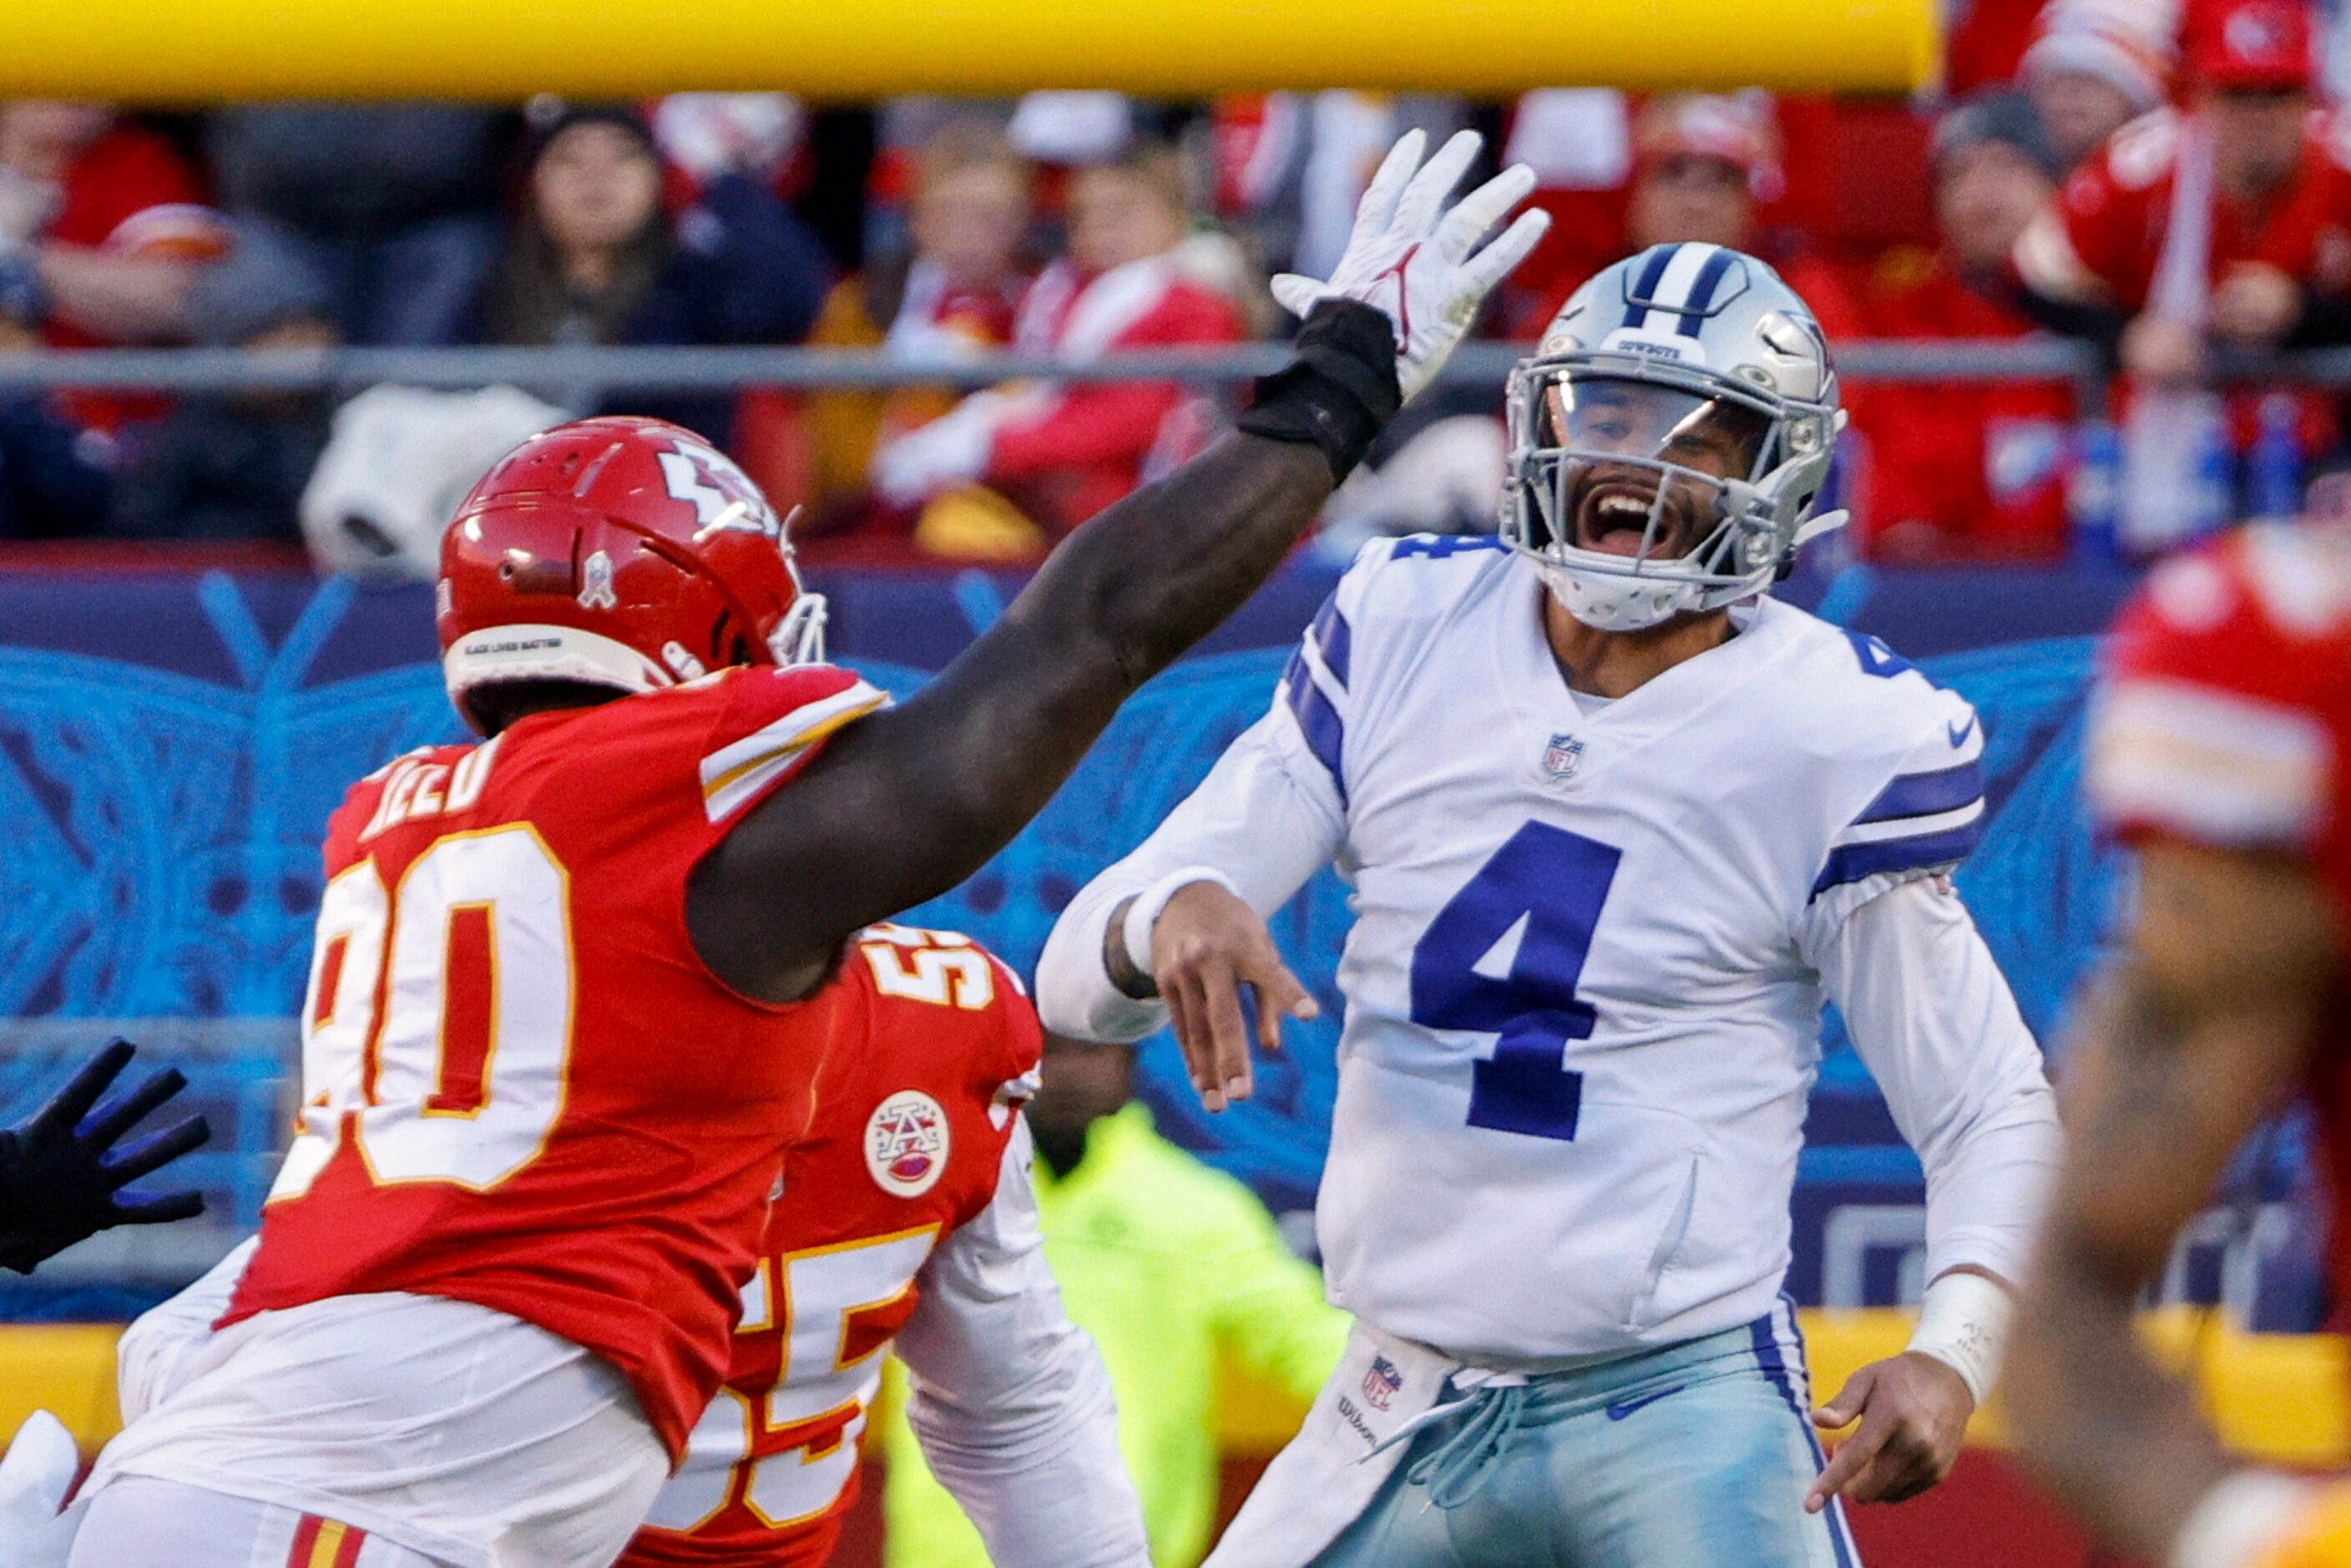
[10,337,2351,412]
[0,337,2127,403]
[9,334,2351,441]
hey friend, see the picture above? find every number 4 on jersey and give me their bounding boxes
[1409,822,1621,1141]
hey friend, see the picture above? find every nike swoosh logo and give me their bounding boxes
[1604,1384,1686,1421]
[1947,716,1978,749]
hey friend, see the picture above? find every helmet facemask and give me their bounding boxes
[766,508,827,667]
[1501,357,1843,632]
[769,590,828,666]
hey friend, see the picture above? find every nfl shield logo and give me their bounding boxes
[1362,1356,1404,1411]
[1542,733,1585,782]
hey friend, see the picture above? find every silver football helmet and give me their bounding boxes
[1499,242,1848,632]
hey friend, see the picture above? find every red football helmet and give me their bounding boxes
[437,415,827,734]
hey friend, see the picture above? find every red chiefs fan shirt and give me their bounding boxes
[2015,108,2351,312]
[2089,524,2351,1295]
[619,924,1039,1567]
[1850,250,2071,562]
[43,122,223,432]
[223,663,890,1459]
[983,257,1246,534]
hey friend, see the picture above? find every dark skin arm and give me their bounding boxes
[2007,841,2339,1561]
[689,428,1342,1002]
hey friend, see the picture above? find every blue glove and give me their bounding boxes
[0,1038,210,1274]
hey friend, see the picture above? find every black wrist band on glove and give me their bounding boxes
[1236,298,1403,482]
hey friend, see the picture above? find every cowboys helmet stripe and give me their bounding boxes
[1647,241,1719,314]
[1623,244,1679,329]
[1674,245,1741,335]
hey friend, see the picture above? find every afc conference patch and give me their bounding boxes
[866,1090,949,1198]
[1362,1355,1404,1411]
[1542,732,1585,783]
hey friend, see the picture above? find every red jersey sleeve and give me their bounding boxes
[984,952,1046,1141]
[687,665,892,825]
[2090,529,2351,852]
[2015,115,2171,311]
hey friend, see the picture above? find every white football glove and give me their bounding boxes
[1270,129,1550,403]
[0,1410,81,1568]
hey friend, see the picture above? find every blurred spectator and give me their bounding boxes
[1,101,226,443]
[651,93,806,204]
[206,104,513,346]
[1501,89,1636,337]
[1517,94,1863,339]
[0,311,108,539]
[1947,0,2059,94]
[2013,0,2344,377]
[1209,92,1468,292]
[2018,0,2181,172]
[107,238,336,544]
[882,1034,1350,1568]
[1852,93,2075,562]
[0,102,220,351]
[481,104,834,446]
[803,120,1035,520]
[871,139,1245,549]
[2011,0,2344,554]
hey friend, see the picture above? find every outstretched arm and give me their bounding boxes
[0,1037,210,1274]
[1034,703,1344,1097]
[690,130,1547,1001]
[2007,841,2335,1565]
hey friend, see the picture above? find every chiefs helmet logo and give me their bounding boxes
[865,1090,949,1198]
[658,438,780,538]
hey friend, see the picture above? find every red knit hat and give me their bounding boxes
[2186,0,2314,93]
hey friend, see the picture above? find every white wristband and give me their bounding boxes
[1905,1271,2013,1406]
[1119,867,1242,979]
[2169,1469,2316,1568]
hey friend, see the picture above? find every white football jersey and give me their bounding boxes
[1044,534,2020,1366]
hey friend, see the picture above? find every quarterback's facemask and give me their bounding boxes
[1500,242,1848,633]
[1524,374,1774,567]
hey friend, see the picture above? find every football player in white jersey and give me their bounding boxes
[1036,241,2063,1566]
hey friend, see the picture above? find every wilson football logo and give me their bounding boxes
[865,1090,949,1197]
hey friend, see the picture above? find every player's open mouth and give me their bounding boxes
[1575,483,1684,559]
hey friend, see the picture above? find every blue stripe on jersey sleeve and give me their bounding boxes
[1810,819,1983,899]
[1282,650,1347,804]
[1855,761,1983,825]
[1310,595,1352,690]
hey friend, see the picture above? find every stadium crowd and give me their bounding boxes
[3,0,2351,568]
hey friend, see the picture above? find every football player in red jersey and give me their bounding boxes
[62,130,1546,1567]
[81,926,1133,1568]
[2008,522,2351,1568]
[616,923,1137,1568]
